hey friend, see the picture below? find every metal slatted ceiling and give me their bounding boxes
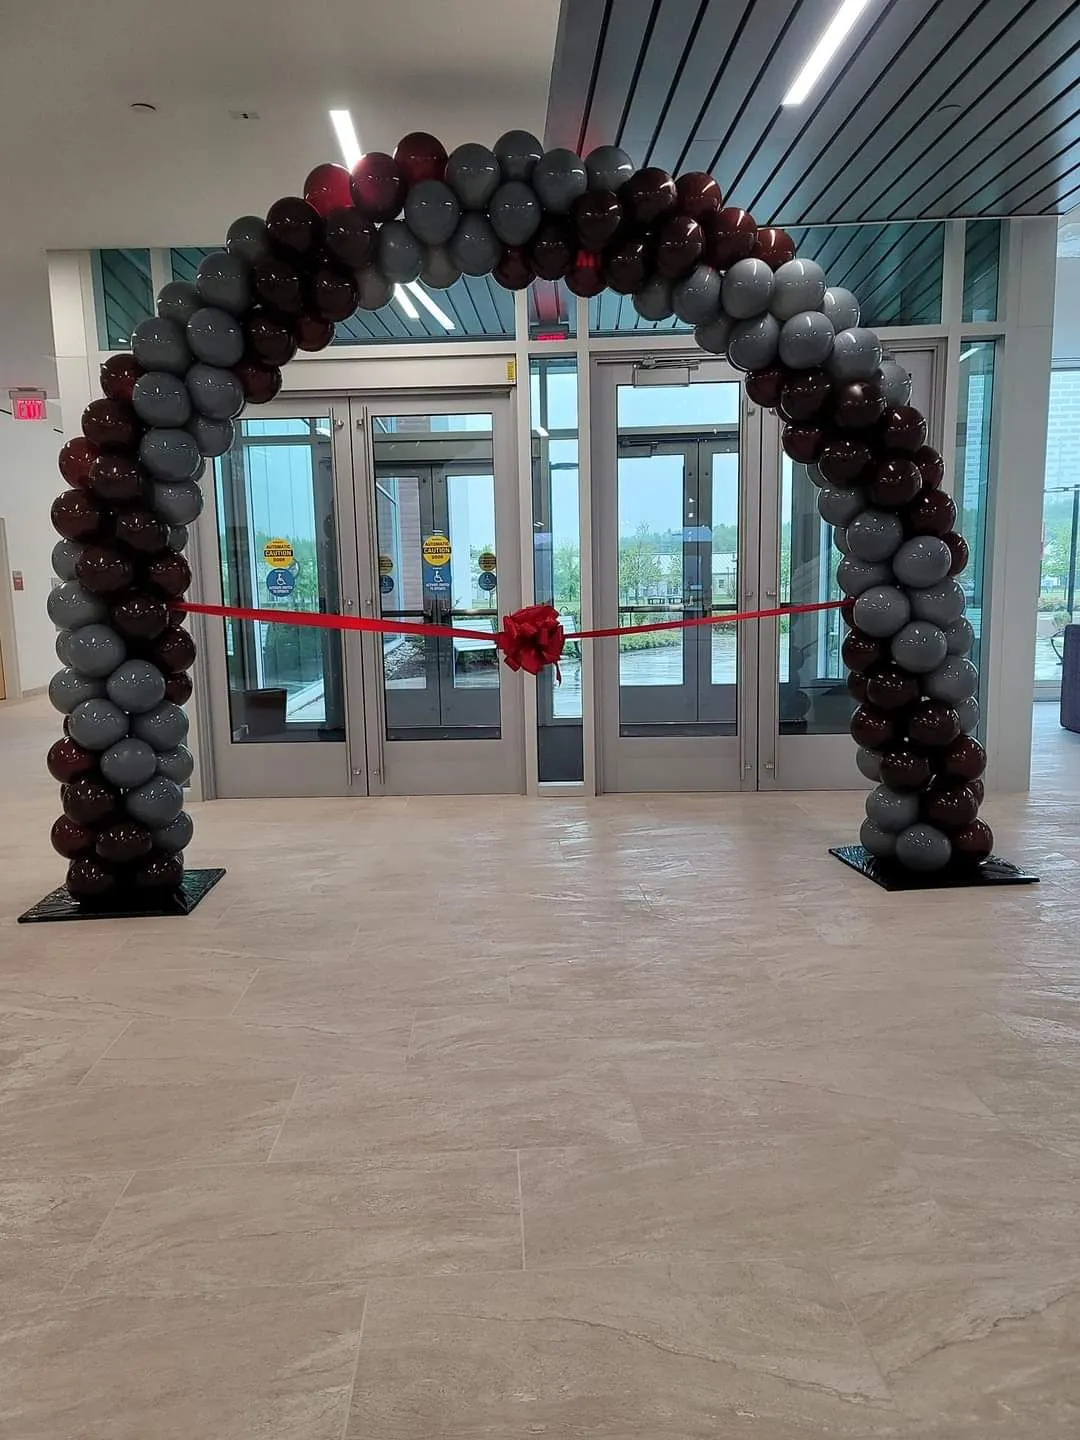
[546,0,1080,222]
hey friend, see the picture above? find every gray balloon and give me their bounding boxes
[185,363,244,421]
[853,585,911,638]
[833,526,850,556]
[131,317,191,376]
[769,259,826,322]
[156,281,200,328]
[846,509,903,563]
[132,701,189,751]
[860,817,896,859]
[924,657,979,704]
[911,580,967,627]
[52,540,82,582]
[151,481,204,527]
[634,276,674,321]
[856,748,882,783]
[420,246,461,290]
[728,313,781,371]
[877,358,912,408]
[100,736,158,789]
[892,536,952,589]
[356,267,393,310]
[47,582,107,631]
[693,314,734,354]
[106,658,166,714]
[494,130,544,182]
[533,149,588,214]
[448,214,500,276]
[890,621,948,674]
[156,744,194,784]
[895,823,952,872]
[828,327,883,381]
[445,143,500,209]
[721,257,774,319]
[226,215,270,265]
[378,220,423,283]
[55,630,76,666]
[672,264,721,324]
[956,695,980,733]
[68,697,129,751]
[152,810,194,854]
[817,486,865,528]
[186,307,244,367]
[488,182,541,246]
[778,311,835,369]
[865,784,920,833]
[836,556,892,597]
[195,250,251,314]
[48,667,105,714]
[805,463,827,489]
[139,428,202,483]
[822,286,860,332]
[944,615,975,656]
[125,776,184,828]
[404,180,460,246]
[132,371,191,428]
[167,525,189,552]
[585,144,634,192]
[188,414,235,457]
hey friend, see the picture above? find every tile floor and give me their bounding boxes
[1,693,1079,1437]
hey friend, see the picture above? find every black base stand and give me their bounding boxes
[17,868,226,923]
[829,845,1038,891]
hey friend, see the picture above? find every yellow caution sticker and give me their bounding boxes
[263,538,294,569]
[421,533,452,567]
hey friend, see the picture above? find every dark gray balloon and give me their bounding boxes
[156,744,194,784]
[860,817,896,858]
[226,215,270,265]
[68,697,129,751]
[890,621,948,674]
[125,776,184,828]
[378,221,424,283]
[448,214,500,276]
[494,129,543,182]
[106,658,167,714]
[156,281,200,328]
[634,276,674,321]
[356,267,393,311]
[585,144,634,192]
[836,556,892,597]
[55,630,76,666]
[139,428,202,483]
[65,624,126,679]
[532,149,588,214]
[188,414,235,458]
[152,810,193,853]
[805,463,827,489]
[955,695,980,734]
[877,358,912,407]
[489,181,542,246]
[151,481,204,527]
[186,307,244,367]
[404,180,460,246]
[778,311,835,369]
[852,585,911,638]
[944,615,975,656]
[895,823,952,872]
[892,536,952,589]
[195,249,251,314]
[167,525,189,552]
[132,700,189,750]
[420,246,461,290]
[48,667,105,714]
[52,540,82,583]
[846,509,903,563]
[911,580,967,627]
[822,286,860,332]
[721,258,773,319]
[923,657,979,704]
[833,526,850,556]
[132,371,191,428]
[856,748,882,783]
[728,313,781,371]
[769,259,826,322]
[445,143,500,209]
[817,486,865,528]
[693,315,734,354]
[132,317,191,376]
[866,784,920,833]
[827,326,883,381]
[672,264,722,324]
[100,736,158,789]
[185,363,244,421]
[47,582,106,631]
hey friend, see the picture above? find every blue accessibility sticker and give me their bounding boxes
[266,569,296,599]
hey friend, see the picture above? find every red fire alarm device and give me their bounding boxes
[9,388,48,421]
[12,572,24,592]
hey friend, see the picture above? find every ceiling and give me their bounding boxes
[546,0,1080,224]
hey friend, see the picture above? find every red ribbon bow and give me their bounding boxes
[498,604,566,678]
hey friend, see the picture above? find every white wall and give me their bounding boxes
[0,405,62,692]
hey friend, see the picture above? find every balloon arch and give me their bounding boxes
[45,130,990,903]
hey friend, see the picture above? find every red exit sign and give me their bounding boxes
[9,388,48,421]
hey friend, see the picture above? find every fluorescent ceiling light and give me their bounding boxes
[393,285,420,321]
[406,281,455,331]
[782,0,874,106]
[329,109,362,169]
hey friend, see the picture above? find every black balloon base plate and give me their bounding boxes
[17,868,226,923]
[830,845,1038,891]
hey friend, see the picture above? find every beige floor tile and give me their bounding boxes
[0,965,256,1022]
[0,1172,131,1307]
[235,960,505,1028]
[0,1012,131,1098]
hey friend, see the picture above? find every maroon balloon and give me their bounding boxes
[907,489,956,537]
[847,671,869,704]
[944,531,969,576]
[850,704,897,750]
[111,592,169,641]
[842,632,882,671]
[350,153,405,222]
[818,439,873,488]
[832,380,885,430]
[99,353,143,403]
[867,667,920,711]
[394,131,448,186]
[245,312,298,367]
[142,552,191,599]
[293,314,335,352]
[565,252,606,298]
[951,818,994,864]
[603,237,650,294]
[88,453,147,503]
[135,851,185,890]
[75,544,135,596]
[924,780,979,830]
[323,207,377,271]
[880,405,927,454]
[66,855,118,900]
[942,735,986,781]
[867,457,921,507]
[572,190,623,253]
[96,820,154,864]
[745,365,789,409]
[51,488,104,541]
[164,671,194,704]
[494,247,533,290]
[51,814,95,859]
[654,215,703,278]
[620,168,677,228]
[914,445,945,490]
[703,207,757,268]
[675,171,724,222]
[58,437,100,489]
[840,596,857,629]
[751,226,797,270]
[265,196,322,260]
[528,219,574,280]
[309,266,358,323]
[233,360,283,404]
[151,626,196,673]
[63,777,119,826]
[302,163,353,217]
[906,700,961,748]
[47,737,97,783]
[782,424,826,465]
[970,777,985,806]
[778,369,832,423]
[880,746,933,790]
[252,257,304,315]
[82,398,139,451]
[114,508,169,554]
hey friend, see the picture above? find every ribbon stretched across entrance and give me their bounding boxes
[178,598,844,681]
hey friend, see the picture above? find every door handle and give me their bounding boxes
[765,589,778,599]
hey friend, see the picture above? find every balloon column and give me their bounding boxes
[46,130,991,900]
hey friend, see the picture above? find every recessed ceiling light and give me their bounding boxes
[329,109,362,169]
[782,0,875,106]
[406,281,455,331]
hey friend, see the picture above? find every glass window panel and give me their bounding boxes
[710,453,739,687]
[92,249,153,350]
[1035,366,1080,695]
[170,247,216,285]
[954,342,996,708]
[334,275,513,343]
[963,220,1001,323]
[617,382,739,430]
[787,222,944,327]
